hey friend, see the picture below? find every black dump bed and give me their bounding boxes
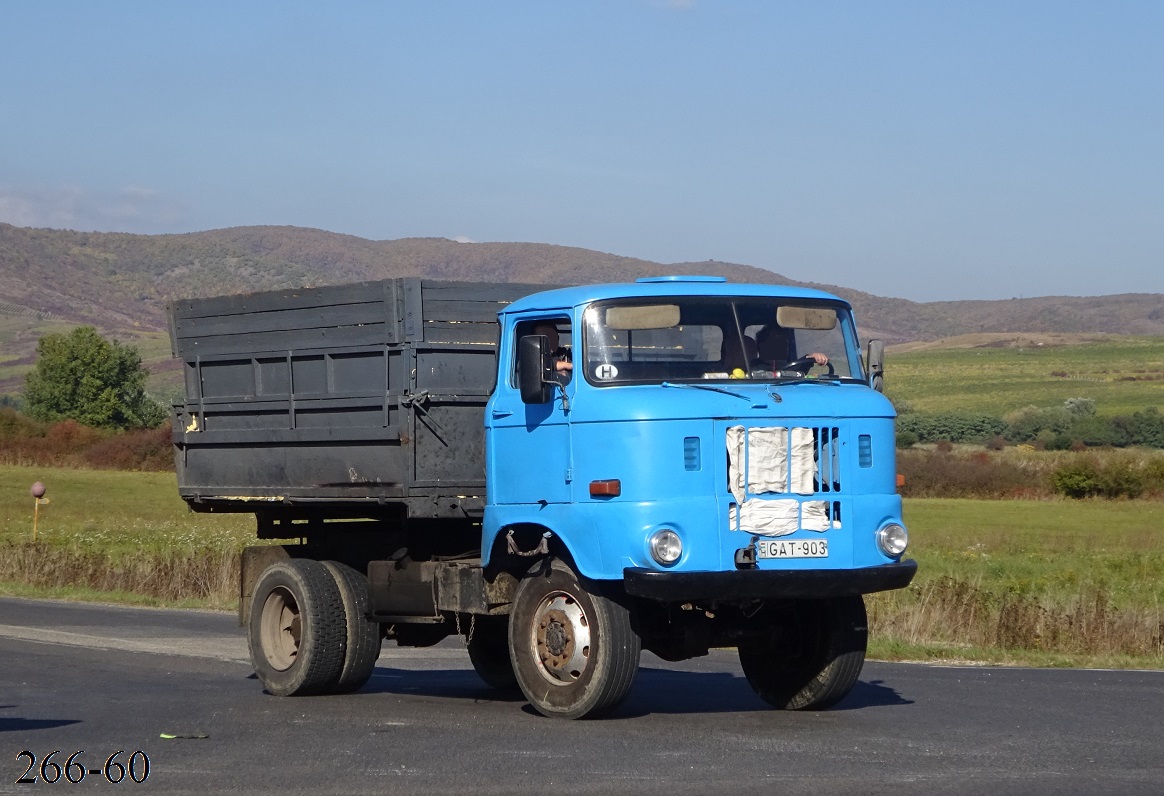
[169,278,544,518]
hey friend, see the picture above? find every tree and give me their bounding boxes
[23,326,166,430]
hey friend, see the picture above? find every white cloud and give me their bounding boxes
[0,184,188,233]
[452,235,476,243]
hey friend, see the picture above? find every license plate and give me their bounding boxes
[756,539,829,559]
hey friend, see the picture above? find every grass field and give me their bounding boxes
[867,498,1164,668]
[2,465,1161,667]
[0,465,250,608]
[885,334,1164,417]
[0,465,250,553]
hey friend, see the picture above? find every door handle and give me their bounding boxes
[491,409,513,419]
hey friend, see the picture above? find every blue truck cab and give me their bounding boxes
[481,277,914,715]
[171,276,915,719]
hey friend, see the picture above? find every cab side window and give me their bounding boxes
[513,317,573,386]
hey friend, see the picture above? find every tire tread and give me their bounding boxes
[739,595,867,711]
[322,561,382,694]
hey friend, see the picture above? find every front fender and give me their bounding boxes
[483,504,608,579]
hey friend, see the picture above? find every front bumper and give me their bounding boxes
[623,560,917,602]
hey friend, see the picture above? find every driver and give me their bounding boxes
[754,325,829,372]
[533,321,573,383]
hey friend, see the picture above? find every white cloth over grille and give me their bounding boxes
[729,498,832,536]
[727,425,815,499]
[727,426,788,498]
[789,427,815,494]
[726,426,830,536]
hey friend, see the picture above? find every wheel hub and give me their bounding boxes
[542,611,571,658]
[532,593,591,685]
[259,586,301,671]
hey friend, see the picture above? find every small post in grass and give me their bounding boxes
[30,481,47,542]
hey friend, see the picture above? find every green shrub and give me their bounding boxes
[23,326,166,430]
[898,412,1008,443]
[0,407,46,440]
[1006,406,1071,442]
[1098,461,1146,499]
[1050,459,1103,498]
[1144,457,1164,495]
[1127,407,1164,448]
[1033,429,1058,449]
[1050,458,1147,499]
[896,430,919,449]
[1068,416,1118,447]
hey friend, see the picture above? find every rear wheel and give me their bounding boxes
[738,595,867,710]
[466,615,517,690]
[248,559,346,696]
[321,561,382,694]
[508,560,641,719]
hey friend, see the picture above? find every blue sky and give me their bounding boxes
[1,1,1161,302]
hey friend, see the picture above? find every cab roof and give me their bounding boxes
[502,277,850,316]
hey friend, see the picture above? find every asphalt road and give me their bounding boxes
[1,596,1161,795]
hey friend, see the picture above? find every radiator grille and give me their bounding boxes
[814,426,842,493]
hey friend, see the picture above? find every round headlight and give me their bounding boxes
[649,529,682,566]
[877,524,909,557]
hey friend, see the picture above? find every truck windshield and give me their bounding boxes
[581,297,862,386]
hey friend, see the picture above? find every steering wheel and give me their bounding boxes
[782,357,835,377]
[782,356,818,374]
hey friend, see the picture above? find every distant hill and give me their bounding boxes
[1,222,1161,396]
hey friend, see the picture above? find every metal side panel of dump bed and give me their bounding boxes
[169,278,545,517]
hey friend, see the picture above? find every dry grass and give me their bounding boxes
[868,577,1163,661]
[0,541,239,609]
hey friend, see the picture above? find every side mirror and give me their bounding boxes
[866,339,885,393]
[519,335,554,404]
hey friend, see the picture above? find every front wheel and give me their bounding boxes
[508,560,641,719]
[738,595,867,710]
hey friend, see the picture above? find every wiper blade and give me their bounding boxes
[770,375,842,387]
[661,381,767,408]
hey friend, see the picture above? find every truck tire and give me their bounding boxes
[738,595,867,711]
[321,561,382,694]
[248,558,347,696]
[508,559,641,719]
[466,615,517,690]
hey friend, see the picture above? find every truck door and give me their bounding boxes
[487,316,573,506]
